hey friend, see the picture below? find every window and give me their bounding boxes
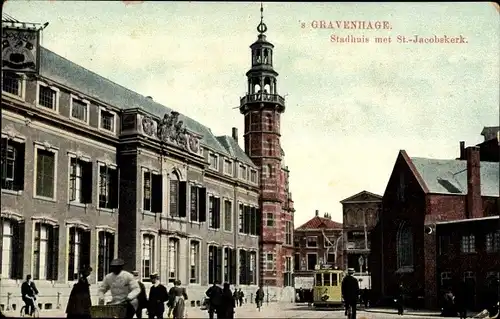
[70,97,89,123]
[439,235,451,255]
[142,170,162,213]
[284,256,292,287]
[285,221,293,245]
[307,253,317,270]
[324,236,336,248]
[189,241,200,283]
[294,253,300,271]
[239,249,252,285]
[486,232,500,252]
[461,234,475,253]
[224,200,232,232]
[250,251,257,285]
[397,222,414,268]
[267,139,273,156]
[98,164,119,209]
[190,186,207,222]
[208,195,221,229]
[1,138,25,191]
[67,227,90,281]
[2,72,24,98]
[440,271,452,288]
[209,153,218,170]
[266,212,274,227]
[250,170,257,183]
[142,234,155,281]
[37,84,58,110]
[169,173,187,218]
[35,146,57,199]
[239,165,247,180]
[238,204,244,233]
[250,207,257,235]
[208,245,222,285]
[224,159,233,175]
[327,253,335,264]
[99,109,115,133]
[97,231,114,281]
[69,157,92,204]
[223,247,237,284]
[1,218,24,279]
[168,238,179,282]
[265,253,274,270]
[294,238,300,248]
[33,223,59,280]
[306,236,317,248]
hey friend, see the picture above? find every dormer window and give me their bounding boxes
[70,95,90,124]
[223,159,233,175]
[250,169,257,183]
[239,165,247,180]
[209,153,218,170]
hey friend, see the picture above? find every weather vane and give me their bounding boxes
[257,2,268,34]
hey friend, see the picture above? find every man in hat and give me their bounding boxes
[98,258,141,319]
[147,273,168,319]
[205,281,223,319]
[341,268,359,319]
[133,270,148,319]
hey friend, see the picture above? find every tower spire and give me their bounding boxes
[257,2,268,34]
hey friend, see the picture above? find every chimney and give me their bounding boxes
[459,141,465,159]
[315,210,319,217]
[466,146,482,219]
[232,127,238,143]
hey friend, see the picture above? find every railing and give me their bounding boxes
[240,93,285,106]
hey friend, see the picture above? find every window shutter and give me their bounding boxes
[109,233,116,261]
[14,143,25,191]
[250,207,256,235]
[110,168,120,209]
[178,181,187,217]
[230,249,237,284]
[216,247,223,284]
[49,226,59,281]
[190,186,198,221]
[244,206,251,234]
[82,161,93,203]
[215,198,221,229]
[256,208,262,236]
[198,187,207,222]
[13,221,25,279]
[81,229,91,271]
[151,174,163,213]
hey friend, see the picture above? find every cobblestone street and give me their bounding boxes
[3,303,441,318]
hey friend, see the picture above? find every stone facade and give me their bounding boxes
[340,191,382,273]
[371,146,499,310]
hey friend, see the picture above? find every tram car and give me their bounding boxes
[312,264,345,308]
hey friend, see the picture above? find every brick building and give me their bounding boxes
[293,210,343,288]
[0,9,294,311]
[340,191,382,273]
[371,142,499,309]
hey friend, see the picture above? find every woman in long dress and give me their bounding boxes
[167,280,188,319]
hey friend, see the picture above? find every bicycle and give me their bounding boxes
[20,301,40,318]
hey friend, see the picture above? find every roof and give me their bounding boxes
[296,216,342,230]
[436,215,499,225]
[410,157,499,197]
[481,126,499,138]
[215,136,254,166]
[39,47,252,163]
[340,190,382,204]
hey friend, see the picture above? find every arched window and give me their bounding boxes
[397,222,414,269]
[267,164,273,178]
[266,114,272,131]
[169,171,180,217]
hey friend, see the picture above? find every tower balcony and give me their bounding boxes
[239,92,285,113]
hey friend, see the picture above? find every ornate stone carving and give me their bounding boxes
[151,111,202,155]
[141,116,155,137]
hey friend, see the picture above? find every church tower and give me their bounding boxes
[240,5,294,289]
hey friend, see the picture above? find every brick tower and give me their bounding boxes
[240,5,294,290]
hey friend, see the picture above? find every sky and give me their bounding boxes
[4,1,499,227]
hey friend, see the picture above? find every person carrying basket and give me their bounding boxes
[97,258,141,319]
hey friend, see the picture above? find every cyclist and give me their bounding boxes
[21,275,39,317]
[341,268,359,319]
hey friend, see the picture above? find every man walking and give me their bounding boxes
[147,273,168,319]
[205,281,223,319]
[341,268,359,319]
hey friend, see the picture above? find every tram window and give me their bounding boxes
[315,273,322,286]
[332,273,338,286]
[323,273,331,286]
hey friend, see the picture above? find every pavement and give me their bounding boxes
[2,303,446,318]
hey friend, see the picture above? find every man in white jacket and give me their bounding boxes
[98,258,141,319]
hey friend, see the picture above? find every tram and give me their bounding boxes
[312,264,345,308]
